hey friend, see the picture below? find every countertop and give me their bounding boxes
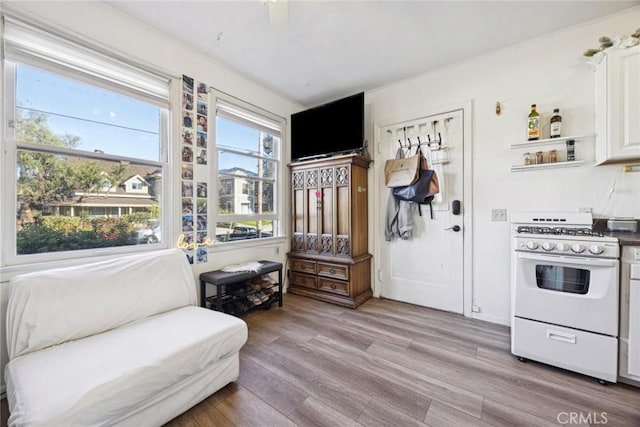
[603,231,640,246]
[593,219,640,246]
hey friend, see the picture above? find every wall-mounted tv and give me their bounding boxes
[291,92,364,161]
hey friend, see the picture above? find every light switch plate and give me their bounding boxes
[491,209,507,221]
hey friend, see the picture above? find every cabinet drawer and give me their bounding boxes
[290,272,317,289]
[291,259,316,274]
[317,262,349,280]
[512,317,618,382]
[318,277,349,296]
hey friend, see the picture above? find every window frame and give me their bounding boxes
[1,21,172,267]
[210,91,285,247]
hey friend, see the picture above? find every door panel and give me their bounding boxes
[378,110,464,313]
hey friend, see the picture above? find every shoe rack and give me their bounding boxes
[199,260,283,316]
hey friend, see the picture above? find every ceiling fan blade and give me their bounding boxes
[268,0,288,31]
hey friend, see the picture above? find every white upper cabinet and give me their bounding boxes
[595,45,640,164]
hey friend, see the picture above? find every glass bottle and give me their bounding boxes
[550,108,562,138]
[527,104,540,141]
[523,152,532,165]
[549,149,558,163]
[536,151,544,164]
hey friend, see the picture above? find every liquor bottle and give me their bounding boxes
[527,104,540,141]
[550,108,562,138]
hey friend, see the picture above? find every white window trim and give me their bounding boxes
[1,21,173,267]
[209,90,286,247]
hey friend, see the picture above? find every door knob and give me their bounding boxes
[445,225,461,232]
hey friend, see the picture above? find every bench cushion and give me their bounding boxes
[6,306,247,427]
[7,249,197,359]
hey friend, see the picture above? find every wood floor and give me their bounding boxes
[2,294,639,426]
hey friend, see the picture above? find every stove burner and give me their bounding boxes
[516,226,604,237]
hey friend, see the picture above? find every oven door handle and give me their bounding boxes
[517,252,617,267]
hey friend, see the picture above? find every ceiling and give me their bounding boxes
[106,1,639,107]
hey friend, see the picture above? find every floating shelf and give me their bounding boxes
[509,135,591,149]
[510,160,584,172]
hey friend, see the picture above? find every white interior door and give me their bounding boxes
[377,110,464,313]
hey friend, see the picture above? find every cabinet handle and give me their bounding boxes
[329,268,336,274]
[330,284,336,289]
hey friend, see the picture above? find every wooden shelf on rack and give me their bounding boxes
[510,160,584,172]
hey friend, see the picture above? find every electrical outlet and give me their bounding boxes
[472,305,481,313]
[578,207,592,213]
[274,246,279,255]
[491,209,507,221]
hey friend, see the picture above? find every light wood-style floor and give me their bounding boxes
[164,294,639,426]
[2,294,639,426]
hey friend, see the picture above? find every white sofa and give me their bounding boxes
[5,249,248,427]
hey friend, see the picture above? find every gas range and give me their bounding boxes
[511,212,619,258]
[510,211,621,383]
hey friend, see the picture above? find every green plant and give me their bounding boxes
[17,223,137,254]
[584,29,640,57]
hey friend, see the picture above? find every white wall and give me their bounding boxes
[2,1,640,394]
[0,1,303,392]
[366,7,640,325]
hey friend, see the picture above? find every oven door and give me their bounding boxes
[514,252,619,336]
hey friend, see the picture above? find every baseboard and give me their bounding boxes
[470,311,510,326]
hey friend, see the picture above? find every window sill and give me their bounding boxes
[203,236,287,253]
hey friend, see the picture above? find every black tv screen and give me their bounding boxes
[291,92,364,161]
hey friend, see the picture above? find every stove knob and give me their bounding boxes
[589,245,604,255]
[542,242,555,251]
[556,242,570,251]
[526,241,539,250]
[571,244,585,253]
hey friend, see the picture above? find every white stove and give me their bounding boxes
[510,212,620,383]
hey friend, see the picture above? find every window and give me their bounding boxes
[3,18,170,264]
[214,94,283,243]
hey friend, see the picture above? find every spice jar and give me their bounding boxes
[523,152,532,165]
[549,149,558,163]
[536,151,544,164]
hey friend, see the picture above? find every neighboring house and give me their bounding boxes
[43,168,161,218]
[218,167,258,215]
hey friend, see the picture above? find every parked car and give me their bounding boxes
[221,225,273,241]
[135,223,161,244]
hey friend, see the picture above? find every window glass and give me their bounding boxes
[215,221,275,243]
[218,151,276,179]
[216,116,275,158]
[11,62,166,258]
[17,65,161,161]
[535,265,590,294]
[214,97,281,242]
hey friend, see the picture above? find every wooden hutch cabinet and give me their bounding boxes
[288,154,372,308]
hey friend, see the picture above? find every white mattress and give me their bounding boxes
[6,306,247,427]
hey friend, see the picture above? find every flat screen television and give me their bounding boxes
[291,92,364,161]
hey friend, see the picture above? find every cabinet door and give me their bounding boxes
[292,169,306,252]
[596,45,640,163]
[318,166,336,255]
[335,164,352,256]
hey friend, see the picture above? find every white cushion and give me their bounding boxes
[7,249,197,359]
[6,306,247,427]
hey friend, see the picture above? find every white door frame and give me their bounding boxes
[371,100,474,318]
